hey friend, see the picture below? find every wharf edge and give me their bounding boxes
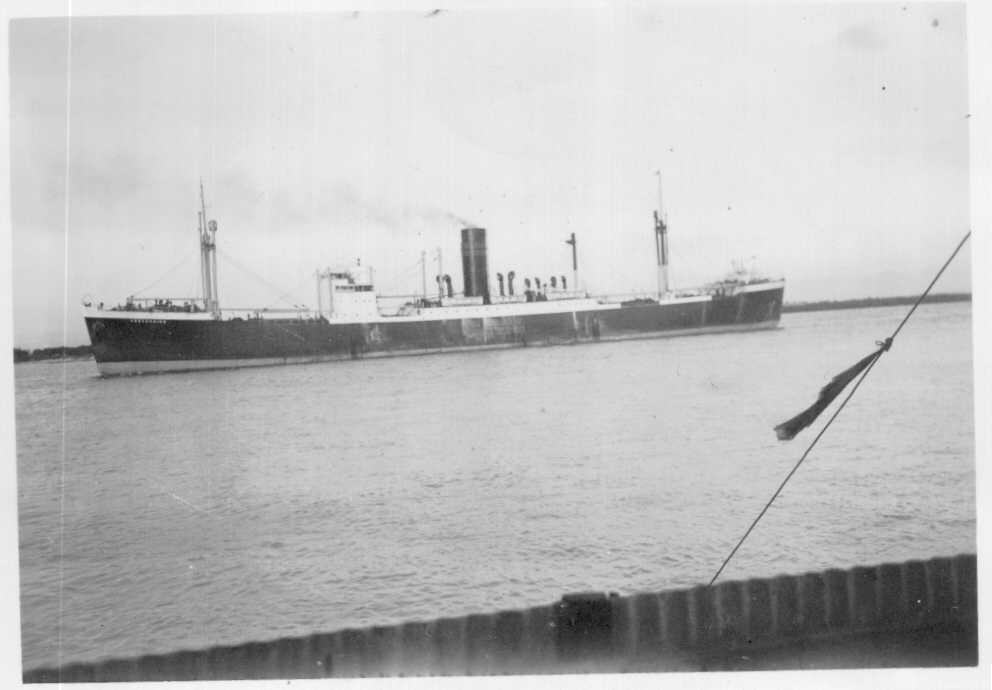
[23,553,977,681]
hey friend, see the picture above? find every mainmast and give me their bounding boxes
[565,232,578,293]
[198,180,220,317]
[654,171,670,298]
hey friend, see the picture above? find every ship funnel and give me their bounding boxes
[460,227,490,303]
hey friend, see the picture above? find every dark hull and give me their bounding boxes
[85,286,783,375]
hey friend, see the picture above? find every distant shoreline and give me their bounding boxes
[782,292,971,314]
[13,345,94,364]
[12,292,971,363]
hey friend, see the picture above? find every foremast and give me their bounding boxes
[654,171,670,299]
[198,180,220,317]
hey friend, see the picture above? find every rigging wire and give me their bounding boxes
[221,247,427,311]
[130,248,200,297]
[707,230,972,587]
[216,247,303,310]
[375,255,430,295]
[262,271,319,311]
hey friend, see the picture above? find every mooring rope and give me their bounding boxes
[707,230,971,587]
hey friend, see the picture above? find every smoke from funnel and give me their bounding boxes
[446,211,478,227]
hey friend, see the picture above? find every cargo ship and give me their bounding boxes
[82,182,785,376]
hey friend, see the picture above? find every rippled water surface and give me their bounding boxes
[16,303,974,668]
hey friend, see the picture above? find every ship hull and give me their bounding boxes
[84,286,784,376]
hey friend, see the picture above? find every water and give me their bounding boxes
[15,302,975,669]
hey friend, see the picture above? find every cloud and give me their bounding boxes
[837,24,885,52]
[208,172,477,235]
[70,152,149,205]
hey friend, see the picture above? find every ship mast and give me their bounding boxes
[654,171,670,299]
[198,180,220,317]
[420,250,428,302]
[315,269,324,317]
[435,247,443,300]
[565,232,578,293]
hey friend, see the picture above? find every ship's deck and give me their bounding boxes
[82,281,785,325]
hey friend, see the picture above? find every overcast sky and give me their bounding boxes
[9,4,972,348]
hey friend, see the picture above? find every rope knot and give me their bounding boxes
[876,337,893,352]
